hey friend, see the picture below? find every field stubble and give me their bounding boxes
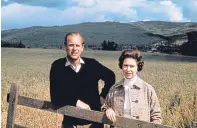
[1,48,197,128]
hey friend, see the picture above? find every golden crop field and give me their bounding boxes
[1,48,197,128]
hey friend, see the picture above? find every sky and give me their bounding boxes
[1,0,197,30]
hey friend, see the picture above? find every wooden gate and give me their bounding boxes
[6,83,180,128]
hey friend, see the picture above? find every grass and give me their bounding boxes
[1,48,197,128]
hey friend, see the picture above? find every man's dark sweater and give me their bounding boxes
[50,57,115,125]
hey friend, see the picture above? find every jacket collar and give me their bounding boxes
[114,76,143,90]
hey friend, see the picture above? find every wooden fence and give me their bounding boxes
[6,83,185,128]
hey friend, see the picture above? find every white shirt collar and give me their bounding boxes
[124,75,138,88]
[65,57,85,67]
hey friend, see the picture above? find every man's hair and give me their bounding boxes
[118,49,144,71]
[64,32,85,45]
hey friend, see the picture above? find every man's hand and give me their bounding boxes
[106,108,116,122]
[76,100,91,110]
[100,96,105,105]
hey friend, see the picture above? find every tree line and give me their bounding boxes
[1,31,197,56]
[180,31,197,56]
[1,40,26,48]
[88,31,197,57]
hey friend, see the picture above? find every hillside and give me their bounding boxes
[1,21,197,48]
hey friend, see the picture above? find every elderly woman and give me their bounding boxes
[103,49,162,126]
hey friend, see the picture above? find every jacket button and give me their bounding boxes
[133,116,139,119]
[132,100,138,103]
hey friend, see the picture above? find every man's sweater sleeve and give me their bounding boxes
[93,59,115,98]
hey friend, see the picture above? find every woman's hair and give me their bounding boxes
[118,49,144,71]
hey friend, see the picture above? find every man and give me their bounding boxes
[50,32,115,128]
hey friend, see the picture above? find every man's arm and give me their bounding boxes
[93,59,115,99]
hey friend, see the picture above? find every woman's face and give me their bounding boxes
[122,57,138,79]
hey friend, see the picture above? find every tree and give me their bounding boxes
[101,40,107,50]
[18,41,25,48]
[180,31,197,56]
[101,40,118,51]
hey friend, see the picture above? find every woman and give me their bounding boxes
[103,49,162,126]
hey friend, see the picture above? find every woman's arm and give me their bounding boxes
[150,88,162,124]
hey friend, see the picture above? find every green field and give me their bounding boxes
[1,48,197,128]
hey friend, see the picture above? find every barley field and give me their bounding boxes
[1,48,197,128]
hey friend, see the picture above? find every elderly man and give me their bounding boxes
[50,32,115,128]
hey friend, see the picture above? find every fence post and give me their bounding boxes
[6,83,19,128]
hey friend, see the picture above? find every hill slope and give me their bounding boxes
[1,21,197,48]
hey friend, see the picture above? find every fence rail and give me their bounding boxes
[6,83,180,128]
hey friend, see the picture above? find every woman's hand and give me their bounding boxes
[106,108,116,122]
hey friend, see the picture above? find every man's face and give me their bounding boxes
[65,35,84,61]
